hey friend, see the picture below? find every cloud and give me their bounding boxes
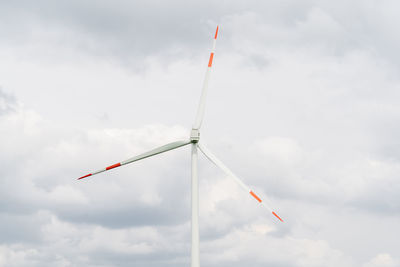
[1,1,400,266]
[0,88,16,116]
[0,245,41,267]
[201,227,354,267]
[0,99,192,228]
[364,253,399,267]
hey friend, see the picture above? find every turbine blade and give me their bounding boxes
[198,143,284,222]
[192,25,219,130]
[78,140,191,180]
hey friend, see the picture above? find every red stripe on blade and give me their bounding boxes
[272,211,284,222]
[78,173,92,180]
[106,163,121,170]
[250,191,262,203]
[208,53,214,67]
[214,26,219,39]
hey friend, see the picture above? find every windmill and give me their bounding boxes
[78,26,283,267]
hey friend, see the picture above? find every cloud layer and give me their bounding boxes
[1,1,400,266]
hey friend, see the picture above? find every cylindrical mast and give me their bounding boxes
[191,143,200,267]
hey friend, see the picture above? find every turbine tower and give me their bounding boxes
[78,26,283,267]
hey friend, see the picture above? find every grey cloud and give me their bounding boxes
[0,126,193,229]
[0,213,45,244]
[57,168,192,228]
[0,88,16,116]
[0,0,221,67]
[2,0,400,71]
[0,0,349,67]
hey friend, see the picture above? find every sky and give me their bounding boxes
[0,0,400,266]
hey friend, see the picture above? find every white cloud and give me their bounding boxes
[0,245,40,267]
[364,253,400,267]
[201,227,354,267]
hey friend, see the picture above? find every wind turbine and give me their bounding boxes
[78,26,283,267]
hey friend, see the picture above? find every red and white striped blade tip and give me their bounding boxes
[214,25,219,39]
[272,211,284,222]
[77,162,121,180]
[78,173,92,180]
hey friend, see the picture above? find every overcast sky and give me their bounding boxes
[1,0,400,266]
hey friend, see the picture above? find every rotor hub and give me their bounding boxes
[190,129,200,143]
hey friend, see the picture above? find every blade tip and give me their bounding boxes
[272,211,284,222]
[78,173,92,180]
[214,25,219,39]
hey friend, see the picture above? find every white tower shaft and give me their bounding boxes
[191,143,200,267]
